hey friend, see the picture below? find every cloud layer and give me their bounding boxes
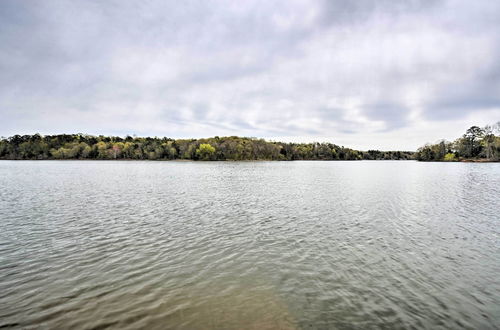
[1,0,499,150]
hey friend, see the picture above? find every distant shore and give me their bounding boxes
[2,128,498,162]
[1,158,498,163]
[0,134,414,161]
[458,159,500,163]
[415,124,499,162]
[0,158,412,162]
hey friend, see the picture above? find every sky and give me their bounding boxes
[1,0,499,150]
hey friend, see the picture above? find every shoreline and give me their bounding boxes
[0,158,410,162]
[1,158,498,162]
[418,159,500,163]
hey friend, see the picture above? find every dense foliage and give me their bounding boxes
[0,134,413,161]
[415,123,500,161]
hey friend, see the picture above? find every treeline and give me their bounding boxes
[0,134,413,161]
[415,123,500,161]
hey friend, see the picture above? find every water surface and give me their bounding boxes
[0,161,499,329]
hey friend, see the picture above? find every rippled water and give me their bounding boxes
[0,161,499,329]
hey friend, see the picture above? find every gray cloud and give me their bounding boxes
[0,0,499,150]
[425,59,500,120]
[319,0,442,26]
[363,103,410,131]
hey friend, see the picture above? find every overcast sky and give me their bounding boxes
[1,0,499,150]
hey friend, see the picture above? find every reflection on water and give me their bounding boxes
[0,161,499,329]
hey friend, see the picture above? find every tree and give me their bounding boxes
[481,124,498,160]
[111,142,125,159]
[196,143,216,160]
[444,153,456,161]
[415,123,499,161]
[81,144,92,158]
[462,126,484,158]
[96,141,108,159]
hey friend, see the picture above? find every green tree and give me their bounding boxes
[96,141,108,159]
[196,143,216,160]
[444,153,456,161]
[462,126,484,158]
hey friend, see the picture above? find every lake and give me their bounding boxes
[0,160,499,329]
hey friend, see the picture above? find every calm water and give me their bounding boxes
[0,161,499,329]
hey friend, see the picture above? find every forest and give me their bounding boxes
[2,123,497,162]
[415,123,500,161]
[0,134,413,161]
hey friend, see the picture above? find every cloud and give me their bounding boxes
[0,0,499,150]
